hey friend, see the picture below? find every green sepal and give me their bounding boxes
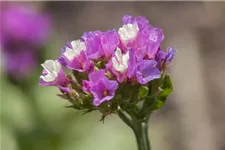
[139,86,149,99]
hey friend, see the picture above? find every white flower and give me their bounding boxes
[40,60,61,82]
[63,40,86,61]
[118,24,139,41]
[112,48,129,73]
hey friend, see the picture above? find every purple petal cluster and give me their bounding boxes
[1,3,51,79]
[40,15,176,106]
[82,70,118,106]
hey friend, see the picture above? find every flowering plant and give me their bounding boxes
[40,15,176,150]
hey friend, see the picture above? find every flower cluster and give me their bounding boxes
[1,3,51,79]
[40,15,176,117]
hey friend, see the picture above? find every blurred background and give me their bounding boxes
[1,1,225,150]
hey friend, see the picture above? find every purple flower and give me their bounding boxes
[156,47,177,69]
[164,47,177,64]
[136,27,164,59]
[39,60,70,92]
[82,69,118,106]
[100,30,120,59]
[59,40,94,72]
[122,15,150,30]
[119,15,164,59]
[82,69,106,93]
[136,60,161,84]
[127,49,138,78]
[38,14,177,110]
[81,31,103,60]
[106,48,129,83]
[118,23,139,52]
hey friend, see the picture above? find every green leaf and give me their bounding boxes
[150,75,173,110]
[139,86,149,99]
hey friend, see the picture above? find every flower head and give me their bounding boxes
[39,14,176,119]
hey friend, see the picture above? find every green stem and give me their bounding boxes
[132,120,151,150]
[117,110,132,128]
[118,110,151,150]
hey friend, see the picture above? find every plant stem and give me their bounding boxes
[132,120,151,150]
[118,110,151,150]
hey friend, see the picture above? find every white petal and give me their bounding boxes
[123,51,130,63]
[118,24,139,41]
[40,74,55,82]
[40,59,61,82]
[112,57,119,67]
[64,40,86,61]
[41,60,55,72]
[71,40,86,51]
[53,60,61,73]
[115,48,122,61]
[112,47,130,73]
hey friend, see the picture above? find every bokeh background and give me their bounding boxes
[1,1,225,150]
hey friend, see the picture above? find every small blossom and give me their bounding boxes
[118,24,139,41]
[100,30,120,59]
[118,24,139,51]
[59,41,93,72]
[81,30,103,59]
[62,40,86,61]
[136,60,161,84]
[146,28,164,59]
[106,48,129,83]
[39,60,69,87]
[164,47,177,64]
[122,15,150,30]
[82,69,106,93]
[117,15,165,61]
[136,28,164,59]
[112,48,129,73]
[156,47,177,70]
[82,69,118,106]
